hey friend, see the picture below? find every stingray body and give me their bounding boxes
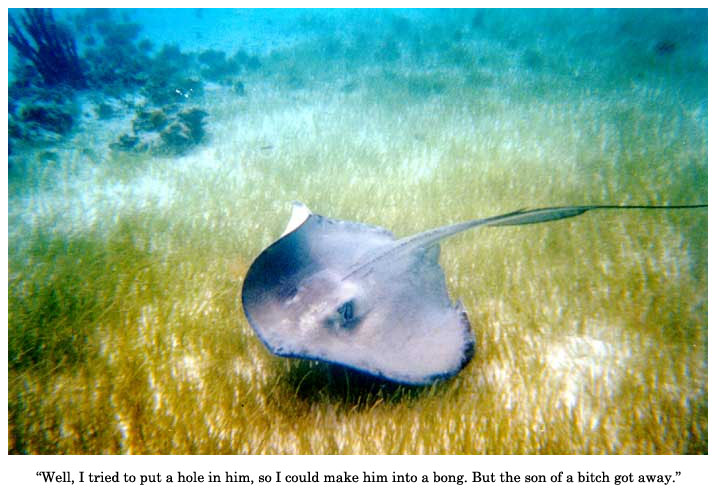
[241,202,705,385]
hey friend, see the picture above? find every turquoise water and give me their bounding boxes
[9,8,708,159]
[8,9,708,454]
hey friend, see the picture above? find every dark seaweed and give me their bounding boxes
[9,9,86,88]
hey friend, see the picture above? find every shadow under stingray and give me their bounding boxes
[277,359,439,409]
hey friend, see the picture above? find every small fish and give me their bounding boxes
[242,201,706,385]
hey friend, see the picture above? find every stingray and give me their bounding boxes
[241,201,706,386]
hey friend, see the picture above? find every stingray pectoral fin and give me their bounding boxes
[280,201,312,237]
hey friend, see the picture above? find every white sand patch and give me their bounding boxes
[178,354,203,385]
[544,331,627,411]
[474,318,634,431]
[10,169,176,238]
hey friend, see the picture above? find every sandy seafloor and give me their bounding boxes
[7,8,708,454]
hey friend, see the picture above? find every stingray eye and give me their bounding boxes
[337,300,354,323]
[324,299,360,332]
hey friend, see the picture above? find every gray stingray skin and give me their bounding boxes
[241,201,705,386]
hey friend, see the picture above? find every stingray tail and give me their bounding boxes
[399,203,706,256]
[478,204,707,227]
[346,203,706,280]
[416,203,707,246]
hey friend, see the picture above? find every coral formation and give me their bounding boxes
[94,102,116,120]
[8,9,237,158]
[9,88,77,145]
[198,49,240,82]
[132,107,172,134]
[156,107,209,155]
[109,134,140,152]
[19,105,74,135]
[109,106,208,156]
